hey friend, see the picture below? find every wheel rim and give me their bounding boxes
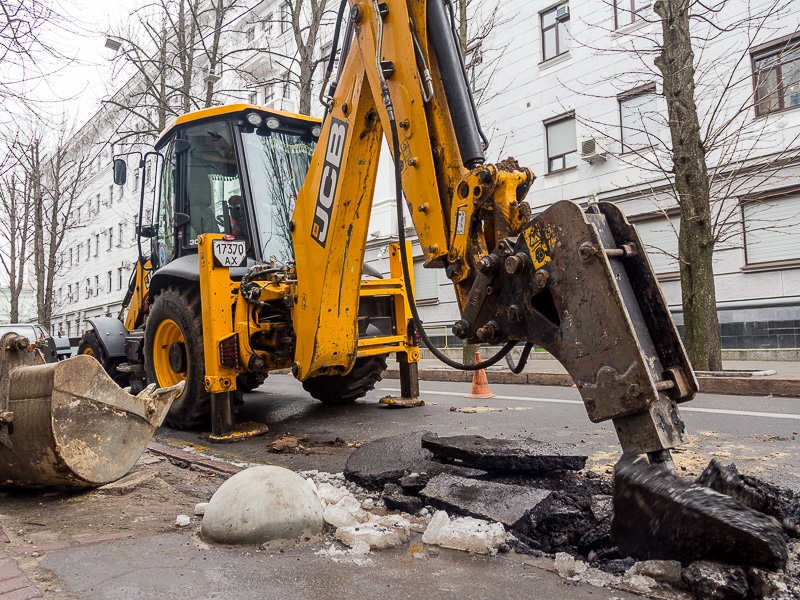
[81,347,94,357]
[152,318,187,388]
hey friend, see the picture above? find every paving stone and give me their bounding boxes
[419,474,551,529]
[343,432,433,489]
[420,434,586,473]
[682,561,748,600]
[612,454,787,570]
[0,576,29,594]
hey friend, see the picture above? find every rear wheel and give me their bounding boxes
[302,355,388,405]
[78,330,129,387]
[145,287,209,429]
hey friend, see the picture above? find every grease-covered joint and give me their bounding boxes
[452,319,469,339]
[476,321,498,342]
[533,268,550,289]
[505,252,531,275]
[477,254,501,275]
[5,335,30,352]
[579,241,601,261]
[507,305,523,323]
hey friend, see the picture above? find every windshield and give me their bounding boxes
[240,126,316,263]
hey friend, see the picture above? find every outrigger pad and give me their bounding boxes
[611,454,787,570]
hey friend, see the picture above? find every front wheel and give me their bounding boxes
[144,287,209,429]
[302,355,388,405]
[78,330,129,387]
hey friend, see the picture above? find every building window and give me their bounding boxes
[107,271,112,294]
[614,0,650,29]
[134,168,140,191]
[619,85,661,152]
[249,91,257,104]
[413,261,439,304]
[118,267,124,290]
[95,275,100,296]
[108,227,113,249]
[95,234,100,256]
[246,26,255,43]
[69,247,73,267]
[264,83,275,103]
[118,223,124,245]
[68,284,72,302]
[108,185,113,205]
[133,215,138,240]
[753,35,800,117]
[282,73,292,99]
[264,12,273,33]
[95,193,100,213]
[541,3,570,62]
[86,238,91,260]
[742,193,800,265]
[280,2,291,34]
[85,278,91,299]
[545,114,577,173]
[633,216,680,274]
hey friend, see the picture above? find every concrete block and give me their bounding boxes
[420,434,587,473]
[612,454,787,570]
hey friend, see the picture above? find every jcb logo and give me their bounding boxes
[311,118,348,247]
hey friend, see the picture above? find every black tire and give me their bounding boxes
[302,355,388,405]
[78,330,130,387]
[144,287,210,429]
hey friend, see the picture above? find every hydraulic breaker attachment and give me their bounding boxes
[0,333,183,488]
[456,200,697,456]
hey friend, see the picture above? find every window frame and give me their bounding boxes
[614,0,651,30]
[544,112,578,174]
[540,3,570,63]
[618,83,660,153]
[751,33,800,117]
[628,208,681,279]
[740,187,800,270]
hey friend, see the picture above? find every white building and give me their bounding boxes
[54,0,800,352]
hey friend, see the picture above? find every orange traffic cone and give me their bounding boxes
[465,352,496,399]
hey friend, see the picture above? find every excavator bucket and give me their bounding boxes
[0,333,183,489]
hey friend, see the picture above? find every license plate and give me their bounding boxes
[212,239,246,268]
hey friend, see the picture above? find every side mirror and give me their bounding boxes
[113,158,127,185]
[174,139,191,154]
[137,224,157,239]
[172,213,190,228]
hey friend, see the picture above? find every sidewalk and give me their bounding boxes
[387,353,800,398]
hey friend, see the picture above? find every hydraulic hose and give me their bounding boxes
[372,0,515,371]
[505,342,533,374]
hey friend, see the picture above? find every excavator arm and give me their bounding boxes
[290,0,697,458]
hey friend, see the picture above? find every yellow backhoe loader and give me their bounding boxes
[80,0,696,467]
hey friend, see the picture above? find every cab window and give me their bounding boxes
[182,120,247,249]
[155,136,176,267]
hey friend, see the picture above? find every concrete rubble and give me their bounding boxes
[421,510,506,556]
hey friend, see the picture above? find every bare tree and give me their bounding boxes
[570,0,799,370]
[0,168,32,322]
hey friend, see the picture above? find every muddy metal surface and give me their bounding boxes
[1,375,798,598]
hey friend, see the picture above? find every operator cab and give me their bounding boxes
[121,104,321,270]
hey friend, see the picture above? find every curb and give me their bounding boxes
[384,369,800,398]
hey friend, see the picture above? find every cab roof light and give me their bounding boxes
[246,112,264,127]
[265,117,281,129]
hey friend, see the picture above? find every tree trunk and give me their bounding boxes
[653,0,722,371]
[458,0,467,56]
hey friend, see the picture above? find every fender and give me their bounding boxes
[85,317,128,358]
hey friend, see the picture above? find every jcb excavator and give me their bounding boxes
[81,0,696,466]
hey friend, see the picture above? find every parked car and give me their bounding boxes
[0,324,58,363]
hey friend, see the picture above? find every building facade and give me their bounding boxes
[53,0,800,352]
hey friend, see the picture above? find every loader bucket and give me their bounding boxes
[0,333,183,489]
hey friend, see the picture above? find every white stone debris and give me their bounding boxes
[323,495,366,529]
[421,510,506,556]
[361,498,375,510]
[369,513,410,542]
[554,552,587,578]
[577,567,619,588]
[621,573,657,594]
[194,503,209,516]
[627,560,682,586]
[175,514,191,527]
[316,482,350,505]
[335,522,405,550]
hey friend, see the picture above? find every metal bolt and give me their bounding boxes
[477,168,492,184]
[399,120,410,129]
[445,264,459,280]
[505,253,530,274]
[417,203,429,213]
[476,321,497,342]
[508,305,522,323]
[579,241,600,261]
[533,269,549,289]
[477,255,499,274]
[452,320,468,338]
[427,244,439,254]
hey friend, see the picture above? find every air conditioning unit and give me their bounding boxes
[580,137,609,164]
[555,5,570,21]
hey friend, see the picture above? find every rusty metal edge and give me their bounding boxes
[383,369,800,398]
[146,441,245,477]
